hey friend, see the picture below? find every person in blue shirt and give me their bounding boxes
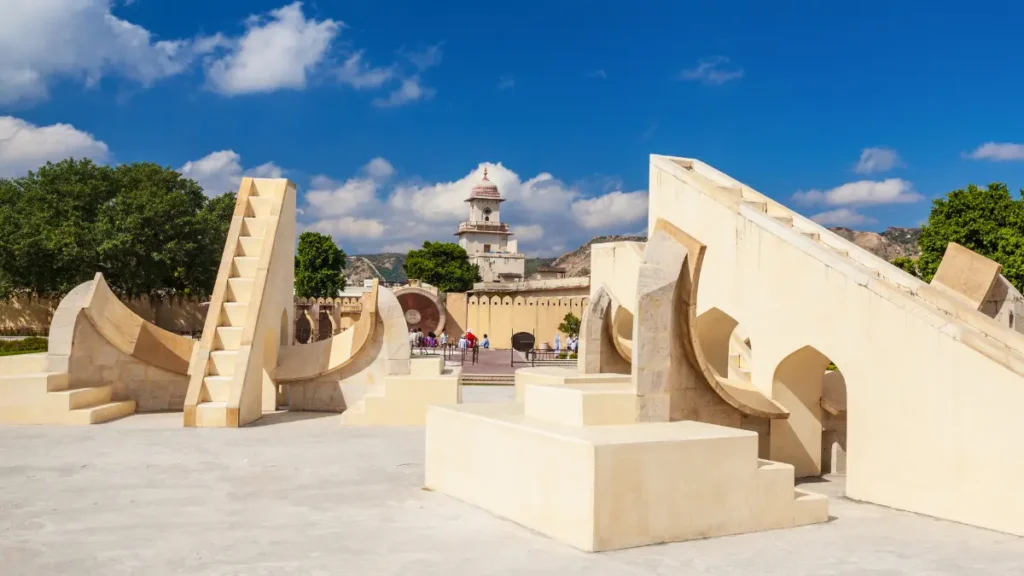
[481,334,490,349]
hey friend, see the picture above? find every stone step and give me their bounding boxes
[247,197,274,218]
[231,256,258,279]
[771,215,795,227]
[194,401,228,427]
[207,350,238,376]
[237,236,263,257]
[65,400,136,425]
[214,326,242,350]
[460,374,514,385]
[203,375,232,402]
[220,302,249,327]
[242,217,267,238]
[0,372,69,393]
[226,277,254,303]
[0,352,46,374]
[50,385,113,411]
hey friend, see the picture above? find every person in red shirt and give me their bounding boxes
[465,330,477,348]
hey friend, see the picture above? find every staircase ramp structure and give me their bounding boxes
[0,273,195,424]
[184,178,296,428]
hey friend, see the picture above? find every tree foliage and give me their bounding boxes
[558,312,581,338]
[0,158,235,300]
[403,241,481,293]
[294,231,347,298]
[903,183,1024,293]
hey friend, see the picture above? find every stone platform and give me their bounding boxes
[424,399,827,552]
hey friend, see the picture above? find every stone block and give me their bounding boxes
[425,403,827,552]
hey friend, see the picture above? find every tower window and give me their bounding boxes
[483,207,492,221]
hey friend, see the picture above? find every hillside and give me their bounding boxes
[828,227,921,260]
[346,253,407,284]
[345,227,922,284]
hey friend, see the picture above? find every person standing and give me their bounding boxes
[554,333,561,352]
[466,329,477,349]
[440,328,448,348]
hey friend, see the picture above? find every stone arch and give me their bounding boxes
[317,306,335,340]
[394,286,446,334]
[768,345,846,478]
[295,309,312,344]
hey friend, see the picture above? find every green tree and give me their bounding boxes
[910,183,1024,293]
[294,231,347,298]
[0,158,235,299]
[403,241,481,293]
[890,256,920,277]
[558,312,581,338]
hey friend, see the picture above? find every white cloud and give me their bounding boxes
[513,224,545,242]
[855,147,902,174]
[206,2,339,95]
[178,150,283,197]
[792,178,922,206]
[369,44,444,107]
[585,69,608,79]
[571,190,649,229]
[305,158,393,216]
[373,76,434,107]
[336,51,394,89]
[679,56,743,86]
[966,142,1024,162]
[303,160,647,254]
[307,216,385,238]
[810,208,876,227]
[365,157,395,179]
[401,44,443,70]
[380,242,419,253]
[0,0,223,104]
[0,116,110,177]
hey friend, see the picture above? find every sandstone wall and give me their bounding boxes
[1,294,205,336]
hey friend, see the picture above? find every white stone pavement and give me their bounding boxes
[1,386,1022,575]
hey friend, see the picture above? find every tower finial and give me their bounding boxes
[483,166,489,180]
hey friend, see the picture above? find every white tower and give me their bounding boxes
[454,167,525,283]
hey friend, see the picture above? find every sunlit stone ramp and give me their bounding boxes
[184,178,297,428]
[275,281,461,426]
[637,155,1024,537]
[0,273,195,424]
[425,219,823,552]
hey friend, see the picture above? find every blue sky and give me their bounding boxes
[2,0,1023,256]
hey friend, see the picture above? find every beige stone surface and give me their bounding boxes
[0,272,193,425]
[184,178,296,427]
[513,367,630,402]
[930,241,1002,310]
[645,155,1024,536]
[425,403,826,552]
[577,285,630,375]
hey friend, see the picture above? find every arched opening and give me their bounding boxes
[295,311,311,344]
[769,345,846,478]
[483,207,492,222]
[318,308,333,340]
[695,308,765,453]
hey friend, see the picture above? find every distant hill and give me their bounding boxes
[346,253,407,284]
[828,227,921,260]
[345,227,922,285]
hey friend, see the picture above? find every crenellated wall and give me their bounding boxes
[450,295,588,349]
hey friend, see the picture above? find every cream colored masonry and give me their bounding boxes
[640,155,1024,537]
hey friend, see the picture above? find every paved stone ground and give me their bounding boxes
[2,386,1022,575]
